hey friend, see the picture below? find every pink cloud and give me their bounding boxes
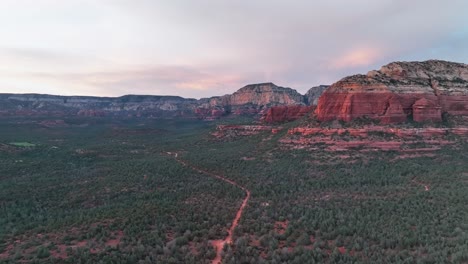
[0,65,255,98]
[330,48,381,69]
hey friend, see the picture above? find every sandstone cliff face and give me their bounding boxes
[316,60,468,123]
[195,83,306,119]
[229,83,304,106]
[304,85,329,105]
[412,98,442,122]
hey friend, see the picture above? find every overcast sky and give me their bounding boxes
[1,0,468,98]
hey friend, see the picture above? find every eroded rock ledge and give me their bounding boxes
[288,127,468,138]
[282,126,468,152]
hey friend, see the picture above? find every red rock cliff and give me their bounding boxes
[316,60,468,123]
[196,83,306,119]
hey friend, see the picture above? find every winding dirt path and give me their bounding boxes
[168,152,250,264]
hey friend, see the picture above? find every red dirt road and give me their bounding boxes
[170,152,250,264]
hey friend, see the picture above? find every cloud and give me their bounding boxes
[0,65,259,98]
[330,48,381,69]
[1,0,468,96]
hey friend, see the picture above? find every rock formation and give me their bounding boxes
[196,83,306,119]
[316,60,468,123]
[278,126,468,154]
[304,85,329,105]
[230,83,304,106]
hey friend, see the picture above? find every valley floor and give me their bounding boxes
[1,116,468,263]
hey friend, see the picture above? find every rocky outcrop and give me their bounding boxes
[316,60,468,123]
[304,85,329,105]
[262,105,314,123]
[229,83,304,106]
[196,83,306,119]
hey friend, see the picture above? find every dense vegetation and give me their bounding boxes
[1,116,467,263]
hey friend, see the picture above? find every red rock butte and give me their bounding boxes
[315,60,468,123]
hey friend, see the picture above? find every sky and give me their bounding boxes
[1,0,468,98]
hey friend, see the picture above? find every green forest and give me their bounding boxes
[1,116,468,263]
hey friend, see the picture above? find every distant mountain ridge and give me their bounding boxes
[0,83,326,119]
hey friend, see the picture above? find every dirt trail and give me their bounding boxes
[169,152,250,264]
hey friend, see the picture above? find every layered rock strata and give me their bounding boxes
[196,83,306,119]
[316,60,468,123]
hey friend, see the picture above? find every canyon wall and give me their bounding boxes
[260,85,328,123]
[316,60,468,123]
